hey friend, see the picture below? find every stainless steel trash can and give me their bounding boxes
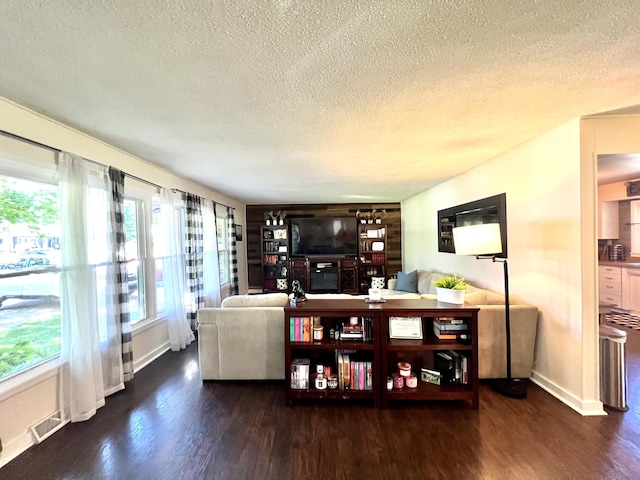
[599,324,628,411]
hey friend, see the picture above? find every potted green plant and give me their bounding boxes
[432,274,468,304]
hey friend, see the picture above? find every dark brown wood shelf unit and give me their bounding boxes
[261,225,289,293]
[284,298,479,409]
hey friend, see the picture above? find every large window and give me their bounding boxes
[216,216,229,284]
[152,199,185,315]
[152,200,166,315]
[0,139,226,386]
[124,198,147,322]
[0,174,61,381]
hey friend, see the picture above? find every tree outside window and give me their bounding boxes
[0,175,61,380]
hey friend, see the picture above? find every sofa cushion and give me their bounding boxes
[419,271,442,295]
[463,289,488,305]
[395,270,418,293]
[221,293,289,308]
[483,290,506,305]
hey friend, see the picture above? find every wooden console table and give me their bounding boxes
[284,298,479,408]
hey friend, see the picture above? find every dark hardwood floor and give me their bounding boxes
[2,327,640,480]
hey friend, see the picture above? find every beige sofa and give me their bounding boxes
[197,274,538,381]
[388,269,539,379]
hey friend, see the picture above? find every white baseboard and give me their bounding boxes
[531,371,607,416]
[0,427,34,468]
[133,341,171,373]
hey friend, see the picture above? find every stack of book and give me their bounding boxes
[434,350,469,385]
[339,317,374,341]
[432,317,468,340]
[340,323,364,340]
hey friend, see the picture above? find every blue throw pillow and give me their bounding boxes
[395,270,418,293]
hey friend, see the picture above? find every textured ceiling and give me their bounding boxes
[1,1,640,204]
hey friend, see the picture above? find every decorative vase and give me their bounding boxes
[436,287,465,304]
[266,219,271,226]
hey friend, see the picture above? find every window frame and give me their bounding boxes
[123,187,159,326]
[0,146,61,387]
[216,213,230,286]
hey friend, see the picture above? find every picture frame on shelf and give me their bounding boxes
[388,317,423,339]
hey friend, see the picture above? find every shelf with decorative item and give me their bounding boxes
[261,225,289,293]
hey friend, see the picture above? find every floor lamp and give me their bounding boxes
[452,223,528,399]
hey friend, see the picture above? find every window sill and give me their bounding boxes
[131,314,167,335]
[0,315,172,402]
[0,356,60,402]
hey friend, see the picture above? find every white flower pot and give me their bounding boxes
[436,287,465,304]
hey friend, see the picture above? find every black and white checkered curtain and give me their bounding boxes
[185,193,204,329]
[108,167,133,382]
[227,206,239,295]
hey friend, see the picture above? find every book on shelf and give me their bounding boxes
[433,320,467,331]
[359,362,366,391]
[294,317,301,342]
[303,317,311,342]
[336,350,359,391]
[461,355,469,384]
[433,351,469,385]
[435,316,465,325]
[350,360,355,390]
[345,357,371,391]
[289,317,315,342]
[433,328,458,340]
[433,323,468,340]
[434,352,455,384]
[448,350,462,382]
[339,317,374,341]
[290,358,310,389]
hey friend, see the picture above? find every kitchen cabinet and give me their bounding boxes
[598,201,619,240]
[599,265,622,307]
[622,267,640,312]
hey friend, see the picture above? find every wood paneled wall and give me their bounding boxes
[246,203,402,289]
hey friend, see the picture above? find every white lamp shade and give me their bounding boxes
[453,223,503,255]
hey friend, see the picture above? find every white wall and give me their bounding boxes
[402,119,606,414]
[0,97,248,466]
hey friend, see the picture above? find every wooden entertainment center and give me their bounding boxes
[262,222,388,294]
[247,203,401,293]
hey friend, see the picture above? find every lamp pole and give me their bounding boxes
[490,257,527,398]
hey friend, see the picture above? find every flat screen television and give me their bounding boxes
[291,217,358,257]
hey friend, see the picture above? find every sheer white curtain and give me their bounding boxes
[58,153,124,423]
[202,200,222,307]
[160,188,194,350]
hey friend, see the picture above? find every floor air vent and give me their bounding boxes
[30,413,64,444]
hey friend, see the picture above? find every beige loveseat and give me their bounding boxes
[388,269,539,379]
[197,293,290,380]
[197,291,420,381]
